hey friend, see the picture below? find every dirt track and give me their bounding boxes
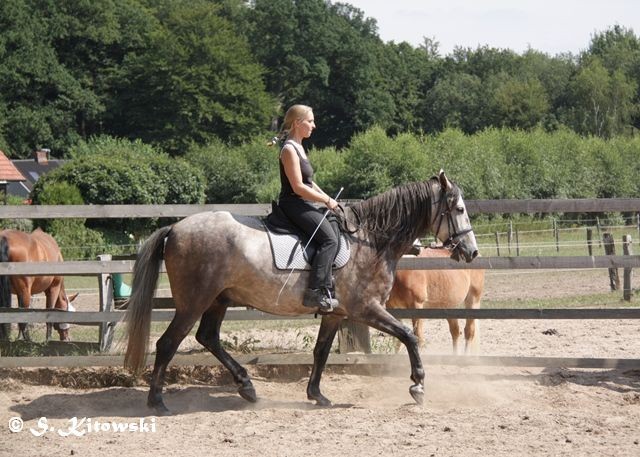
[1,268,640,456]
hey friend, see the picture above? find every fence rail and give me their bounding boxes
[1,198,640,219]
[0,255,639,277]
[1,200,638,369]
[2,307,640,325]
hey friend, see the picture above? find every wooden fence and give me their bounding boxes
[1,198,639,369]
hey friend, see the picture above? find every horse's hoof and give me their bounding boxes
[238,383,257,403]
[409,384,424,405]
[308,392,332,407]
[148,397,171,416]
[315,397,332,407]
[148,402,171,416]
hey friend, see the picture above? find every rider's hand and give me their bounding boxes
[326,198,338,210]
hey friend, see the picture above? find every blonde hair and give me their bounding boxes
[268,104,313,146]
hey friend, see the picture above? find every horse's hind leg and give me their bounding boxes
[147,310,200,415]
[463,292,482,354]
[44,285,59,341]
[195,305,256,403]
[17,295,31,341]
[307,314,343,406]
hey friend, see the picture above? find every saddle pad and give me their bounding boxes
[264,222,350,271]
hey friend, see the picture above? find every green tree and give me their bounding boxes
[586,25,640,131]
[109,0,275,154]
[0,0,155,157]
[519,50,576,130]
[422,72,486,133]
[377,41,438,134]
[245,0,395,147]
[568,57,637,137]
[0,0,79,156]
[487,73,550,129]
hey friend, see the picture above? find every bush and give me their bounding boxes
[0,194,33,232]
[339,126,430,199]
[47,219,106,260]
[28,181,105,260]
[30,136,208,238]
[185,138,277,203]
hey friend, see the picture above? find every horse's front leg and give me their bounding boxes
[307,314,343,406]
[359,305,425,404]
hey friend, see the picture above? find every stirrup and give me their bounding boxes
[303,288,339,312]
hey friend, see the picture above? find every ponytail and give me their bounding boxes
[267,104,312,147]
[267,132,287,147]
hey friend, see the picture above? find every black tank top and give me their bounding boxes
[279,140,314,199]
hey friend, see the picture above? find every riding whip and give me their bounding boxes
[275,187,344,305]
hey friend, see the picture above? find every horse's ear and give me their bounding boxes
[438,169,451,191]
[69,293,79,302]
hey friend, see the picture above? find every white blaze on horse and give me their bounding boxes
[123,171,478,414]
[0,228,78,341]
[387,246,485,354]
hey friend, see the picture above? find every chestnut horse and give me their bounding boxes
[387,247,485,353]
[124,172,478,414]
[0,228,78,341]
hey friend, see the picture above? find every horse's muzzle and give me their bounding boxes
[450,246,478,263]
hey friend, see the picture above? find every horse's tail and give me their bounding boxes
[0,236,11,339]
[124,225,173,374]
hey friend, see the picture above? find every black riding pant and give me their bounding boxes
[278,197,338,290]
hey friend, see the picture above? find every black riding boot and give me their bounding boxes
[303,287,339,312]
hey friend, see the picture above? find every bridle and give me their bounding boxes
[433,189,473,251]
[333,180,472,249]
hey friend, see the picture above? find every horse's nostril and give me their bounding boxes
[471,250,478,259]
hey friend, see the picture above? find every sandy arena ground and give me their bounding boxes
[1,268,639,456]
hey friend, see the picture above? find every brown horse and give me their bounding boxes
[0,228,78,341]
[123,172,479,414]
[387,246,485,353]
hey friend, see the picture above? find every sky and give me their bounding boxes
[342,0,640,56]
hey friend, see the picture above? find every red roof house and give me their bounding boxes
[0,150,27,203]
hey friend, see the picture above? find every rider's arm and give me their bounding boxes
[281,146,338,209]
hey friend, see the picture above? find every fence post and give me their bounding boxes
[338,320,371,354]
[515,229,520,256]
[97,254,115,352]
[494,232,501,257]
[553,218,560,253]
[586,228,593,256]
[622,235,633,302]
[602,233,620,291]
[507,221,513,255]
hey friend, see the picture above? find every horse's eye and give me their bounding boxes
[456,206,464,214]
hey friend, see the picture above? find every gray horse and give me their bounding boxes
[124,171,478,414]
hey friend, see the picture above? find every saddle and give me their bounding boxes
[264,201,350,271]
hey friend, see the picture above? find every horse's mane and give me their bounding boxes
[349,176,457,258]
